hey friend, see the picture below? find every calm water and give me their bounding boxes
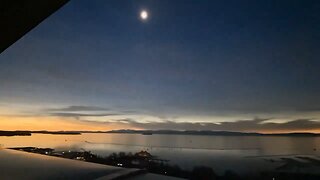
[1,133,320,175]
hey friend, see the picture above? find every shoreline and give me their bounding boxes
[2,130,320,137]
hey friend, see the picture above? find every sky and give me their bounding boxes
[0,0,320,132]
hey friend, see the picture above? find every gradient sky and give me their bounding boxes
[0,0,320,132]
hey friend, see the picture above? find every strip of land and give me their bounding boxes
[0,131,31,136]
[102,130,320,137]
[2,129,320,137]
[0,130,80,136]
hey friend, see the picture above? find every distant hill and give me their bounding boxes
[104,129,320,137]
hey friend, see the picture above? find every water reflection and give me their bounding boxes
[1,133,320,174]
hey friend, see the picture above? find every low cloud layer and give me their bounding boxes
[21,105,320,132]
[49,112,121,117]
[46,106,110,112]
[83,118,320,133]
[43,105,124,117]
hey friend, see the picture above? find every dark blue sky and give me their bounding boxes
[0,0,320,131]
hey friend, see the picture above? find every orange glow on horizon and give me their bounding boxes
[0,116,131,131]
[0,115,320,133]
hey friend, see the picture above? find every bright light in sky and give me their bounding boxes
[140,10,148,20]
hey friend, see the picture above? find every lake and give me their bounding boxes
[1,133,320,175]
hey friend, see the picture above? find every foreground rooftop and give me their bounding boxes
[0,148,183,180]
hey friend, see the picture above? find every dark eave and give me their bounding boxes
[0,0,69,53]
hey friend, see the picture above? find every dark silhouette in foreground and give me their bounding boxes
[9,147,320,180]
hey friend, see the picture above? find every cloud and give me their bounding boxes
[87,118,320,132]
[46,105,109,112]
[18,104,320,132]
[295,107,320,112]
[43,105,125,117]
[49,112,120,117]
[76,118,136,124]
